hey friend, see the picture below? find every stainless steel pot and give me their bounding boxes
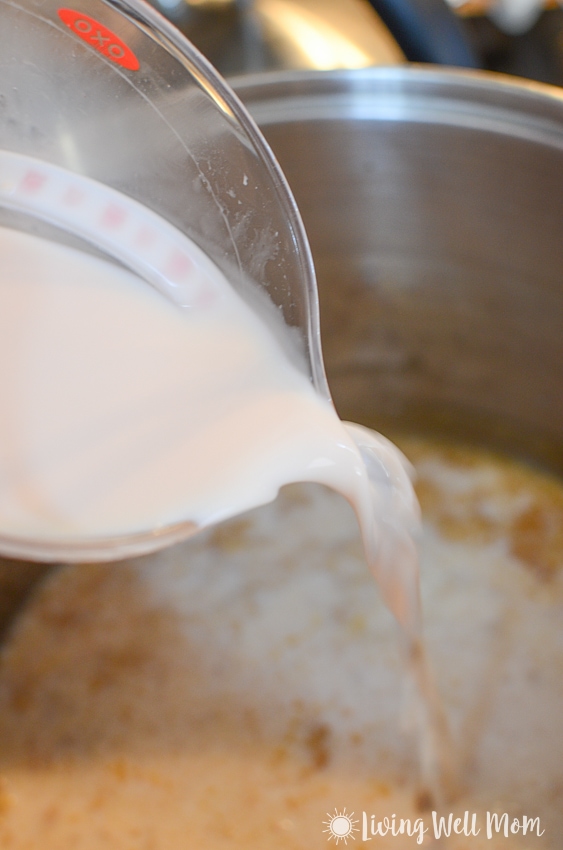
[234,67,563,473]
[1,66,562,631]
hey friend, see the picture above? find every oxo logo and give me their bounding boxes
[57,9,140,71]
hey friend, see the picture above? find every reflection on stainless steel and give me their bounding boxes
[150,0,403,74]
[253,0,403,69]
[233,67,563,474]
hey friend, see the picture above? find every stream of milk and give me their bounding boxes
[0,210,450,797]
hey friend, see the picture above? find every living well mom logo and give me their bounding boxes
[323,809,546,844]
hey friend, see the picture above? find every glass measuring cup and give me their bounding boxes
[0,0,330,562]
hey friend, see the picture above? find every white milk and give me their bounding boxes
[0,226,415,554]
[0,223,421,604]
[0,218,445,795]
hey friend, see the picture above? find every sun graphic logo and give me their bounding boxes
[323,808,359,844]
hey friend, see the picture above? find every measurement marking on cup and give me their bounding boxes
[57,9,140,71]
[0,150,221,310]
[19,171,47,194]
[100,204,127,230]
[166,250,193,279]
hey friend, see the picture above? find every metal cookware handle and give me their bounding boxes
[366,0,480,66]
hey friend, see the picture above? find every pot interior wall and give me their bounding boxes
[236,69,563,474]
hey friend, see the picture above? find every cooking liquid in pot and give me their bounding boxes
[0,441,561,848]
[0,225,449,795]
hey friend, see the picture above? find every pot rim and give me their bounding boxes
[231,65,563,150]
